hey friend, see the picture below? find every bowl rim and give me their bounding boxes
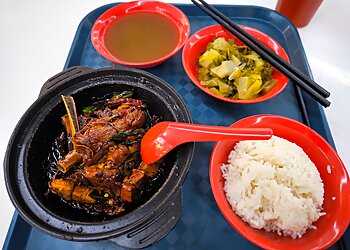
[209,114,350,249]
[90,0,190,68]
[182,24,290,104]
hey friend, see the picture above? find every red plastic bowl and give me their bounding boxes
[91,1,190,68]
[210,115,350,250]
[182,24,289,103]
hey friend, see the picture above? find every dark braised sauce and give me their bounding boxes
[45,92,167,216]
[104,12,179,63]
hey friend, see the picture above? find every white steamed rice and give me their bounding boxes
[221,135,325,239]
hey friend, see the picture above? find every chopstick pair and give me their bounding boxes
[191,0,331,108]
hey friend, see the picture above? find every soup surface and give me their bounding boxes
[104,12,180,63]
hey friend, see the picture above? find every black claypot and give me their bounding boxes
[4,67,194,248]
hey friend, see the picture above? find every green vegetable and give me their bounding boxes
[198,67,211,81]
[261,79,278,94]
[235,75,263,100]
[111,91,134,101]
[218,81,233,94]
[230,53,241,66]
[89,190,110,202]
[209,87,227,97]
[210,60,238,78]
[211,37,232,52]
[82,104,102,117]
[110,129,143,141]
[198,49,223,68]
[197,37,277,100]
[201,78,218,88]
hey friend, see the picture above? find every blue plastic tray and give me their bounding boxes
[3,3,349,250]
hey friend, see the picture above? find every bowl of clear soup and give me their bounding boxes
[91,1,190,68]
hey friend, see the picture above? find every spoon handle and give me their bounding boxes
[169,122,272,142]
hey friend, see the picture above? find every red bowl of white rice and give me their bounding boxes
[210,114,350,250]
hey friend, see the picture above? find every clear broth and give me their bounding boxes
[104,12,180,63]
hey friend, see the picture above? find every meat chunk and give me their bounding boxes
[125,109,146,129]
[124,169,146,189]
[75,145,93,162]
[121,183,136,203]
[110,105,135,118]
[128,143,140,154]
[82,164,122,194]
[49,179,74,200]
[73,107,145,151]
[74,119,116,151]
[106,144,130,167]
[120,169,147,203]
[139,162,159,178]
[71,186,96,204]
[57,150,82,173]
[95,107,112,118]
[84,143,111,166]
[49,179,96,204]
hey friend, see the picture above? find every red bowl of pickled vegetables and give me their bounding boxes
[182,24,289,104]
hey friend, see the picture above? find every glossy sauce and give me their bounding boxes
[104,12,180,63]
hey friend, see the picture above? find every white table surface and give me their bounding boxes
[1,0,349,247]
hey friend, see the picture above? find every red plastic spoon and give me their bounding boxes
[140,122,273,164]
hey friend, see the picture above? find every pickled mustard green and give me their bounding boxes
[197,37,278,100]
